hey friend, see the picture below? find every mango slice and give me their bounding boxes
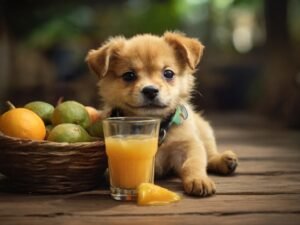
[137,183,181,206]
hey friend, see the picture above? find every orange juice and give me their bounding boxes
[105,135,158,189]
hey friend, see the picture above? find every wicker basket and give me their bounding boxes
[0,132,107,194]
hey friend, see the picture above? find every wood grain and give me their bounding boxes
[0,194,300,216]
[1,214,300,225]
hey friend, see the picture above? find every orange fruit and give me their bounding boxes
[137,183,181,206]
[85,106,102,123]
[0,108,46,140]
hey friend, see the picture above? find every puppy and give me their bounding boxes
[86,32,238,197]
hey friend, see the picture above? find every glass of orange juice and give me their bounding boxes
[102,117,160,201]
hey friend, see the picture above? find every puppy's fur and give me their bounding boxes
[86,32,238,197]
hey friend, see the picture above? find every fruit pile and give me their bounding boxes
[0,100,104,143]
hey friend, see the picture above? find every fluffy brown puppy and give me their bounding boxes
[86,31,238,197]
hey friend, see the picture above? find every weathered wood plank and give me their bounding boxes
[215,128,300,151]
[208,113,282,129]
[216,127,300,143]
[218,145,300,159]
[1,172,300,198]
[157,174,300,194]
[234,160,300,174]
[0,193,299,216]
[1,214,300,225]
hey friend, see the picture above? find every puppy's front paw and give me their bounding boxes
[183,176,216,197]
[208,150,238,175]
[219,150,238,175]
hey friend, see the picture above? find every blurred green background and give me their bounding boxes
[0,0,300,127]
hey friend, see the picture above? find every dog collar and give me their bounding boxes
[109,105,188,145]
[159,104,188,144]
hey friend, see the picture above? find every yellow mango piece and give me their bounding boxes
[137,183,181,206]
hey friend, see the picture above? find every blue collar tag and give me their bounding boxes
[170,105,188,125]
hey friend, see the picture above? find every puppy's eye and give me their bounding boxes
[163,69,175,80]
[122,71,137,82]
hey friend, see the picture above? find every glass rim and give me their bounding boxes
[103,117,160,124]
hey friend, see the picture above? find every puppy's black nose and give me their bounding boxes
[142,86,159,100]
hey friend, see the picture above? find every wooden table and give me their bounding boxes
[1,113,300,225]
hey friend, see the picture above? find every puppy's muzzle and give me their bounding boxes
[142,86,159,100]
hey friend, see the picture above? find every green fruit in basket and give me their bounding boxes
[87,120,104,138]
[47,123,95,143]
[45,124,54,138]
[24,101,54,124]
[52,101,90,128]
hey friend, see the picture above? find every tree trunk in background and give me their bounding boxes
[262,0,300,128]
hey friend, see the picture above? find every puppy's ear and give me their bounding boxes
[86,36,125,78]
[163,31,204,70]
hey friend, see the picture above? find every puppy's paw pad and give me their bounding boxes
[220,150,238,175]
[183,176,216,197]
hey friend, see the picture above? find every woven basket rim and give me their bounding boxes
[0,131,104,147]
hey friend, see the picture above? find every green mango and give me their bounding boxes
[87,120,104,138]
[52,101,90,128]
[24,101,54,124]
[47,123,96,143]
